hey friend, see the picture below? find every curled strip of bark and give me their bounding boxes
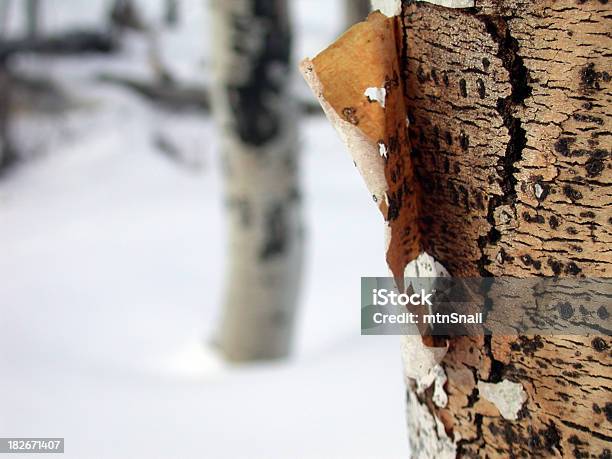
[301,11,451,398]
[300,60,388,205]
[300,12,420,283]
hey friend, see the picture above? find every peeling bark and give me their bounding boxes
[302,0,611,456]
[211,0,303,361]
[301,12,420,285]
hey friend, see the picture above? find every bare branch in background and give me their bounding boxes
[97,72,323,115]
[98,73,209,110]
[0,30,115,62]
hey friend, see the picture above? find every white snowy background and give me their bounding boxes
[0,1,409,457]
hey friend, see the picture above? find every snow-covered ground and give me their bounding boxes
[0,1,409,458]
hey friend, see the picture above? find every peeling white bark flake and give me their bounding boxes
[534,182,544,199]
[400,253,450,382]
[372,0,475,16]
[403,251,450,279]
[418,0,475,7]
[478,379,527,421]
[364,86,386,107]
[401,335,448,381]
[416,364,448,408]
[406,390,457,459]
[300,60,388,206]
[371,0,401,17]
[378,142,388,158]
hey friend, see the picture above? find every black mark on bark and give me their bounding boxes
[226,2,291,147]
[259,203,288,260]
[477,14,532,276]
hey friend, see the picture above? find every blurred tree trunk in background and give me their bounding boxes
[0,0,11,169]
[210,0,303,361]
[165,0,179,26]
[0,65,14,171]
[0,0,11,38]
[25,0,40,39]
[110,0,144,31]
[364,0,611,457]
[344,0,371,28]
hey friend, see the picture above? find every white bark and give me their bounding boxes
[371,0,474,17]
[371,0,401,17]
[147,28,171,83]
[210,0,303,361]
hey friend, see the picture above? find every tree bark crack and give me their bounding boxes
[476,13,532,277]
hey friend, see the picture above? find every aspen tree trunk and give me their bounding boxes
[110,0,143,31]
[396,1,611,457]
[165,0,179,26]
[210,0,303,361]
[0,0,11,38]
[0,66,14,171]
[25,0,40,39]
[305,0,610,456]
[0,2,11,170]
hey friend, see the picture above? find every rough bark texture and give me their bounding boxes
[400,1,611,457]
[211,0,303,361]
